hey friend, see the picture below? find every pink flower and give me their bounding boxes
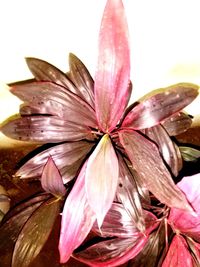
[163,173,200,266]
[1,0,199,264]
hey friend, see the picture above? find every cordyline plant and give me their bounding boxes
[0,0,200,266]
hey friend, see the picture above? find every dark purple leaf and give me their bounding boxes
[119,130,192,212]
[161,112,193,136]
[12,199,60,267]
[94,0,130,132]
[69,53,95,108]
[41,157,66,197]
[117,154,145,232]
[25,57,78,92]
[1,115,95,143]
[144,124,183,176]
[15,141,94,183]
[9,81,97,128]
[122,83,199,129]
[0,194,49,255]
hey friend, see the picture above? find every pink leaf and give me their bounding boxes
[85,134,119,228]
[119,130,192,212]
[59,162,96,264]
[122,83,198,130]
[41,157,66,197]
[169,174,200,241]
[162,235,193,267]
[94,0,130,132]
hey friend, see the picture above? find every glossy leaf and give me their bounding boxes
[94,0,130,132]
[92,203,139,238]
[122,83,199,129]
[12,199,60,267]
[161,112,193,136]
[179,146,200,162]
[69,53,95,107]
[85,134,119,227]
[25,57,78,92]
[59,162,96,263]
[1,115,94,143]
[0,194,49,256]
[144,124,182,176]
[162,235,193,267]
[41,157,66,197]
[117,154,145,232]
[74,235,148,267]
[119,130,192,211]
[9,81,97,127]
[15,141,93,183]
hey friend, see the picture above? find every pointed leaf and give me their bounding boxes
[12,199,60,267]
[59,162,96,263]
[117,154,145,232]
[0,194,49,257]
[144,125,183,176]
[1,115,94,143]
[41,157,66,197]
[85,134,119,227]
[162,235,193,267]
[74,235,148,267]
[9,81,97,127]
[26,57,77,92]
[94,0,130,132]
[16,141,94,183]
[119,130,192,212]
[162,112,193,136]
[69,53,95,107]
[122,83,199,129]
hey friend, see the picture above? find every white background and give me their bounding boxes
[0,0,200,145]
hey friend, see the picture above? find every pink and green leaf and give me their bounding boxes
[41,157,66,197]
[94,0,130,132]
[85,134,119,228]
[119,130,192,212]
[59,162,96,263]
[122,83,199,130]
